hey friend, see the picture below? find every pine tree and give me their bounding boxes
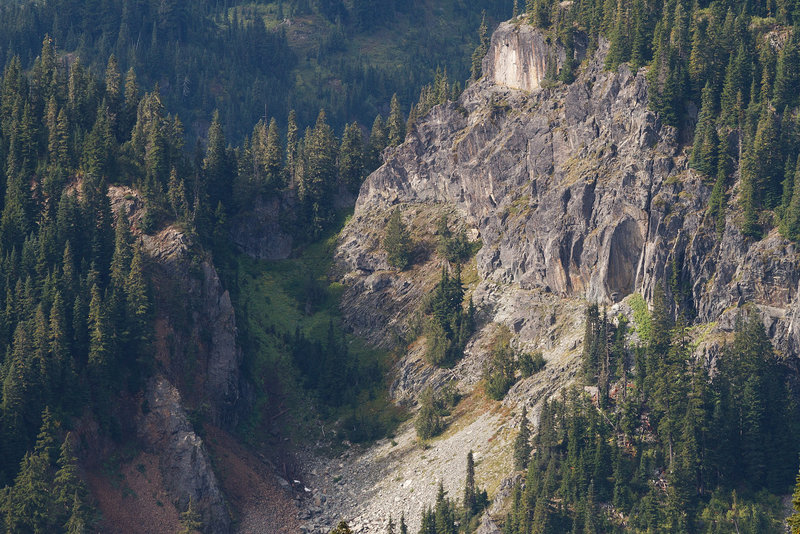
[263,117,284,191]
[179,498,203,534]
[286,109,299,184]
[105,55,122,137]
[366,115,387,172]
[513,405,531,471]
[690,83,719,178]
[64,491,90,534]
[168,167,188,220]
[789,465,800,534]
[125,244,151,369]
[784,157,800,240]
[300,109,338,236]
[330,521,353,534]
[471,12,490,80]
[203,110,232,210]
[415,387,444,439]
[54,432,88,517]
[464,451,477,520]
[339,122,364,193]
[7,450,52,533]
[383,209,412,270]
[87,283,111,393]
[387,94,406,147]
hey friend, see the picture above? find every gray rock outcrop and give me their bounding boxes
[339,20,800,357]
[138,377,230,533]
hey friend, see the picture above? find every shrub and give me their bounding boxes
[518,351,546,377]
[415,387,445,440]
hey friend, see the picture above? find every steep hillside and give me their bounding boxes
[322,17,800,533]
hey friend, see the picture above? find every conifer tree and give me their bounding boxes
[471,12,490,80]
[203,110,232,211]
[690,83,719,178]
[789,465,800,534]
[7,450,51,533]
[513,405,531,471]
[773,34,799,111]
[125,244,151,370]
[366,115,387,172]
[263,118,284,191]
[168,167,188,220]
[286,110,299,184]
[105,55,122,137]
[63,491,90,534]
[54,433,87,515]
[179,498,203,534]
[784,157,800,240]
[463,451,476,519]
[339,122,364,193]
[87,283,111,393]
[387,94,406,147]
[383,209,412,270]
[300,110,338,236]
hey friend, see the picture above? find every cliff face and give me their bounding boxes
[341,20,800,357]
[108,187,238,533]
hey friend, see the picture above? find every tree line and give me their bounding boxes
[519,0,800,242]
[0,0,511,142]
[504,289,800,533]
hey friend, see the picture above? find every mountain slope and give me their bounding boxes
[324,17,800,533]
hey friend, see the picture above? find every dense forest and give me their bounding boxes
[2,0,800,531]
[406,294,800,533]
[0,0,512,139]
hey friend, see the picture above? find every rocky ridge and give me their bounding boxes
[323,14,800,533]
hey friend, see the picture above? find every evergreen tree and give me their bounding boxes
[330,520,353,534]
[387,94,406,147]
[690,83,719,178]
[513,405,531,471]
[299,109,338,236]
[203,110,233,211]
[263,118,284,191]
[7,450,51,533]
[179,498,203,534]
[784,156,800,240]
[366,114,387,173]
[54,433,86,513]
[789,465,800,534]
[286,109,299,184]
[463,451,476,520]
[339,122,365,193]
[471,12,490,80]
[383,209,413,270]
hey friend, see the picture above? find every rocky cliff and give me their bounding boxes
[105,187,239,533]
[341,18,800,356]
[327,16,800,533]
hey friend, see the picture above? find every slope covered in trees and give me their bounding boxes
[520,0,800,241]
[0,0,512,140]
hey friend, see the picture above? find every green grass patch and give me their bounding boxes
[233,213,406,446]
[628,293,652,342]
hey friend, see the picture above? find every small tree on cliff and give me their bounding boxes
[383,208,412,270]
[330,521,353,534]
